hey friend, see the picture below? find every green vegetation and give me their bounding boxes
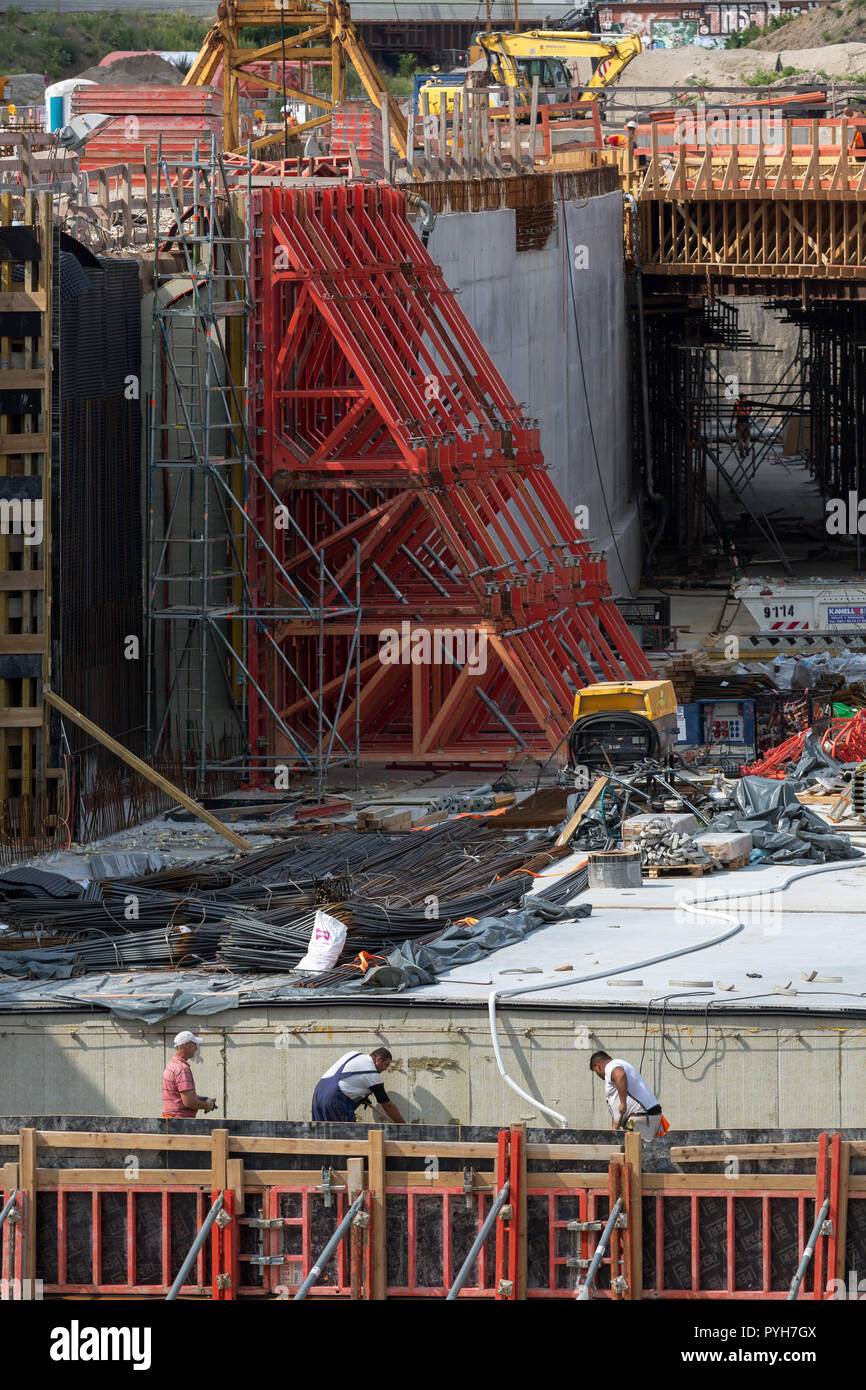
[724,12,797,48]
[0,7,426,107]
[1,8,211,82]
[742,65,803,85]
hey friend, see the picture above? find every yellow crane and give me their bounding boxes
[183,0,409,158]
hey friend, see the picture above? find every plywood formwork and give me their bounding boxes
[247,182,649,767]
[637,119,866,291]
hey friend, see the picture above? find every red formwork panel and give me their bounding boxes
[12,1172,862,1299]
[246,183,650,769]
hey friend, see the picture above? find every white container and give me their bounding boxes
[44,79,97,132]
[735,579,866,633]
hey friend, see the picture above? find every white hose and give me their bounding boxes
[488,856,866,1127]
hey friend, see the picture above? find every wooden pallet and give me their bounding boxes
[644,860,714,878]
[644,852,749,878]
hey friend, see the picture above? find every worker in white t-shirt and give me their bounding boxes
[312,1046,406,1123]
[589,1050,668,1140]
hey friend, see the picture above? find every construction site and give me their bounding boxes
[2,0,866,1326]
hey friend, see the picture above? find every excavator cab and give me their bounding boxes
[516,56,572,100]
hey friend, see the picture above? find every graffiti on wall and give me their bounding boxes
[598,3,812,39]
[651,17,700,44]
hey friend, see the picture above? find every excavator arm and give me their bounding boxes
[476,29,641,100]
[579,32,642,101]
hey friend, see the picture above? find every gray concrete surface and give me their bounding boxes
[428,190,640,594]
[1,1000,864,1129]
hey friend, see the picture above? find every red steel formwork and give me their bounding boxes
[247,183,650,767]
[3,1131,861,1300]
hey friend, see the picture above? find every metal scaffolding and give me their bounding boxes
[146,139,361,793]
[633,297,806,575]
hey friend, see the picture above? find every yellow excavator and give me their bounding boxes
[419,24,640,117]
[476,28,641,104]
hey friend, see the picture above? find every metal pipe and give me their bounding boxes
[294,1191,365,1300]
[0,1189,19,1229]
[445,1179,511,1300]
[576,1195,623,1300]
[165,1192,224,1300]
[787,1196,830,1301]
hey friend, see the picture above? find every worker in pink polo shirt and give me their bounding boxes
[162,1031,216,1118]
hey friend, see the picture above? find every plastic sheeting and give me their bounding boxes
[333,894,593,993]
[705,776,861,864]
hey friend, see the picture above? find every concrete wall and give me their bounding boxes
[2,1003,864,1130]
[427,190,640,595]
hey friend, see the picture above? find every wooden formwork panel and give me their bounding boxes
[0,191,54,845]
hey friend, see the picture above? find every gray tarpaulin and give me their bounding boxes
[335,894,593,992]
[705,776,861,864]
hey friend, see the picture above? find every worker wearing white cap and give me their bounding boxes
[161,1030,216,1118]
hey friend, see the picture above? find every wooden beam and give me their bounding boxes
[0,291,46,312]
[368,1128,387,1301]
[211,1128,229,1194]
[36,1168,209,1187]
[227,1157,245,1215]
[35,1130,214,1151]
[670,1142,820,1163]
[0,708,43,727]
[0,635,44,653]
[0,433,46,455]
[42,689,252,850]
[643,1172,814,1192]
[555,777,608,848]
[0,569,44,591]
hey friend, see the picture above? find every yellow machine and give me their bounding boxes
[569,680,678,771]
[183,0,411,157]
[417,24,640,117]
[476,28,642,105]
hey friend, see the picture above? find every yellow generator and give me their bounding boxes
[568,680,678,772]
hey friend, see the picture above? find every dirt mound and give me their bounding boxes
[749,0,866,50]
[625,41,866,96]
[72,54,184,88]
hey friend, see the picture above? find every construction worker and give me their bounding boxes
[312,1046,406,1123]
[589,1050,668,1140]
[161,1030,216,1118]
[732,395,752,461]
